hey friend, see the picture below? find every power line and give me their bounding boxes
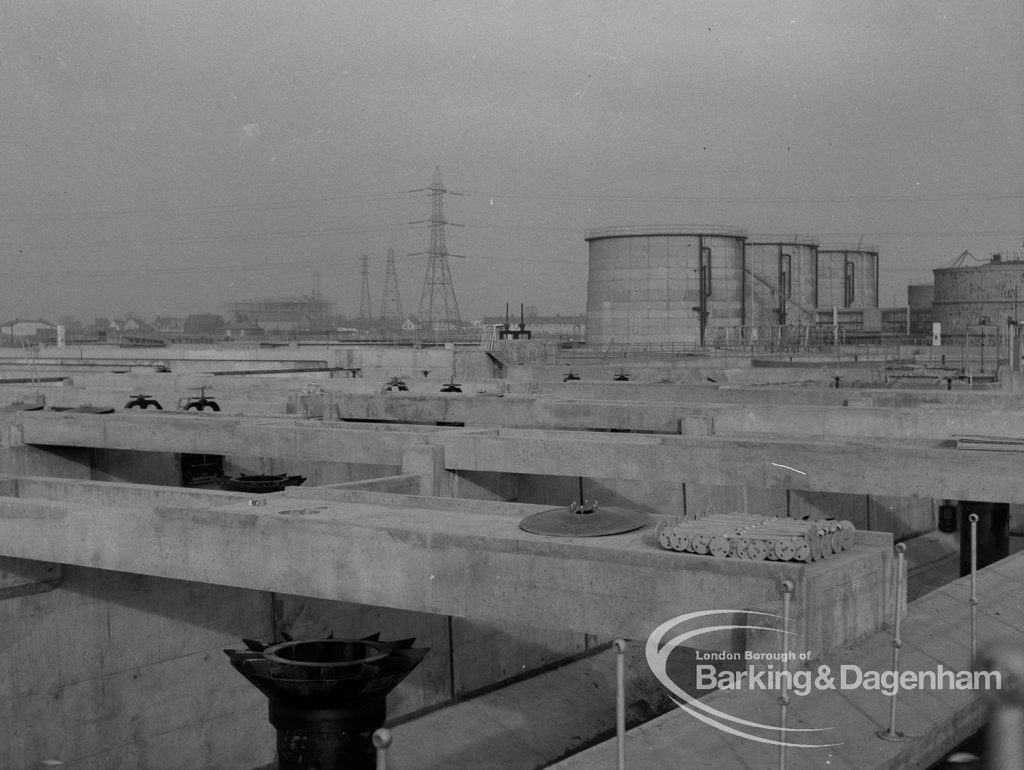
[0,222,417,251]
[462,190,1024,204]
[3,186,1017,226]
[0,191,419,223]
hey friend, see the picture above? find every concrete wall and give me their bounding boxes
[0,560,593,770]
[0,564,274,770]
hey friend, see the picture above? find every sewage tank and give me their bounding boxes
[584,225,747,346]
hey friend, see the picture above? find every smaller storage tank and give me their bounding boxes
[817,245,879,309]
[745,236,819,326]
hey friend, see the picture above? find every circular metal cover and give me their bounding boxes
[519,506,649,537]
[262,639,389,670]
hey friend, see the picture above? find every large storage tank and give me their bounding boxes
[933,256,1024,332]
[816,245,879,309]
[745,236,819,325]
[584,225,746,346]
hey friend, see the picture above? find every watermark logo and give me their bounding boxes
[647,610,1003,749]
[645,609,837,749]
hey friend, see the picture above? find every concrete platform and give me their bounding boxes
[0,477,893,654]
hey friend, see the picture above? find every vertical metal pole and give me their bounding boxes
[613,639,628,770]
[779,580,795,770]
[878,543,907,741]
[969,513,979,669]
[373,728,392,770]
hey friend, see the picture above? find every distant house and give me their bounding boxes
[120,316,150,333]
[224,319,264,339]
[152,316,186,333]
[1,319,57,344]
[401,317,421,332]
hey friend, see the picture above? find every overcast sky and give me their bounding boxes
[0,1,1020,323]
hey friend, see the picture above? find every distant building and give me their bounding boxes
[1,319,57,344]
[120,317,150,333]
[480,314,585,339]
[907,284,934,336]
[183,314,226,337]
[224,319,264,339]
[226,295,332,333]
[152,316,186,333]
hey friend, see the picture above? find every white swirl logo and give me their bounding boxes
[645,609,839,748]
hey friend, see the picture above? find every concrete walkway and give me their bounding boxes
[386,645,671,770]
[548,549,1024,769]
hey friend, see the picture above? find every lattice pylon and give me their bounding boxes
[379,248,403,324]
[358,255,372,320]
[417,167,461,331]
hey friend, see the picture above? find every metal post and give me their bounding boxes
[978,641,1024,770]
[613,639,628,770]
[373,728,392,770]
[779,580,795,770]
[877,543,907,741]
[969,513,979,669]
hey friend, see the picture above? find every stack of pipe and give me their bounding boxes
[655,513,855,562]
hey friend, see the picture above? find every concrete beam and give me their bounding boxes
[331,392,1024,440]
[0,482,892,649]
[14,412,436,466]
[333,393,707,433]
[15,411,1024,502]
[436,429,1024,504]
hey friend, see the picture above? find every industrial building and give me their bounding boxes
[908,283,936,336]
[226,294,333,334]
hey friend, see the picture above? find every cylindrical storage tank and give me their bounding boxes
[584,225,747,346]
[933,258,1024,333]
[817,245,879,309]
[745,236,819,326]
